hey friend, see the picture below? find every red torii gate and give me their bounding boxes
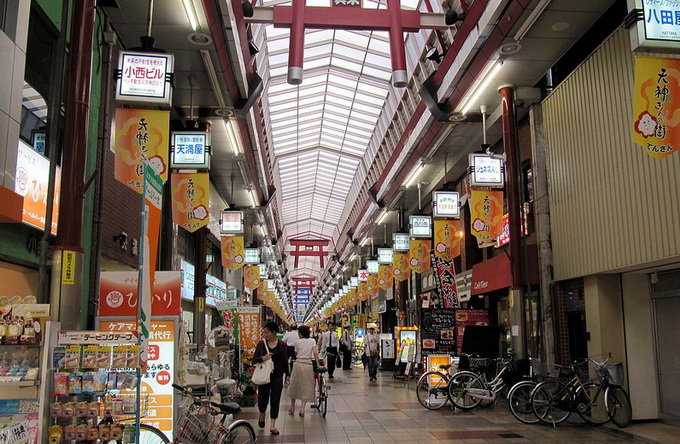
[247,0,454,87]
[288,238,330,268]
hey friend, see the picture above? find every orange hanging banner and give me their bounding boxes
[409,239,432,273]
[434,219,461,261]
[358,282,369,301]
[470,190,504,245]
[220,235,245,271]
[378,265,393,289]
[366,274,379,299]
[632,56,680,158]
[170,172,210,233]
[114,108,170,193]
[244,265,261,290]
[392,252,410,282]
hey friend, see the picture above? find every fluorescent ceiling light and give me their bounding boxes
[360,237,369,247]
[182,0,199,31]
[404,163,426,188]
[224,119,242,156]
[459,61,504,115]
[376,209,389,225]
[249,189,258,208]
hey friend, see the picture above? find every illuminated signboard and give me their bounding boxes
[367,260,379,274]
[432,191,460,218]
[350,277,359,288]
[630,0,680,49]
[409,215,432,238]
[377,248,393,265]
[358,269,368,282]
[469,154,504,187]
[393,233,410,251]
[170,132,210,169]
[244,248,260,264]
[116,51,174,105]
[258,263,267,278]
[220,210,244,234]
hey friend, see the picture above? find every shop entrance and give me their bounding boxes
[652,269,680,426]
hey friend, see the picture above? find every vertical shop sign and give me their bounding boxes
[220,235,245,271]
[469,190,504,245]
[218,307,239,343]
[433,219,461,261]
[244,265,261,290]
[431,255,459,308]
[378,265,393,290]
[392,252,410,282]
[237,307,261,364]
[98,271,181,316]
[170,172,210,232]
[409,239,432,273]
[61,251,76,285]
[632,56,680,158]
[114,108,169,194]
[14,140,61,234]
[100,320,176,440]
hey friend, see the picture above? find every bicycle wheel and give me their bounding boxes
[606,386,632,428]
[415,372,449,410]
[448,371,482,410]
[319,389,328,417]
[531,379,572,424]
[507,380,539,424]
[220,420,256,444]
[575,382,610,425]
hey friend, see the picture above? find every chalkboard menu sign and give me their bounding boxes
[420,307,456,355]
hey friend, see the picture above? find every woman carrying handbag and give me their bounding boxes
[252,322,288,435]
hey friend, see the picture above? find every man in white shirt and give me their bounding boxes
[364,327,380,382]
[282,325,299,369]
[318,323,340,380]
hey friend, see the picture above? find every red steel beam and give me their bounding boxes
[272,5,421,31]
[289,239,330,246]
[287,251,329,257]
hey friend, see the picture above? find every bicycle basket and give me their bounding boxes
[175,407,214,442]
[606,362,624,386]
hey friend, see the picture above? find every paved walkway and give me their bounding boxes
[239,366,677,443]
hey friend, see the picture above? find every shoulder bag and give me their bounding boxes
[252,340,274,385]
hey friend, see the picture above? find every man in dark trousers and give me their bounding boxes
[319,323,340,380]
[341,325,353,370]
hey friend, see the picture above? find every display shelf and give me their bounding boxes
[0,343,42,348]
[0,380,39,387]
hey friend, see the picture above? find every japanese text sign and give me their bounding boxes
[434,219,461,261]
[220,210,244,234]
[171,172,210,232]
[469,154,504,187]
[432,255,459,308]
[358,269,369,282]
[221,235,245,271]
[470,190,504,245]
[377,248,393,265]
[378,264,393,289]
[98,271,181,317]
[367,260,379,274]
[409,215,432,238]
[392,252,410,282]
[237,307,261,364]
[170,132,210,169]
[433,191,460,218]
[116,51,174,105]
[409,239,432,273]
[114,108,169,193]
[244,248,260,264]
[642,0,680,42]
[393,233,410,251]
[632,56,680,158]
[14,140,61,235]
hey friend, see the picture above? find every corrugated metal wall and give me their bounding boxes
[543,28,680,281]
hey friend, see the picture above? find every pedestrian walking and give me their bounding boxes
[319,323,340,379]
[282,324,299,373]
[364,327,380,382]
[341,325,353,370]
[287,325,323,417]
[252,322,288,435]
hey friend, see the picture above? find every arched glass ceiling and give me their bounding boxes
[256,0,422,277]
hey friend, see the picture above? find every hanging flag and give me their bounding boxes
[434,219,461,261]
[432,254,459,308]
[171,172,210,233]
[392,252,410,282]
[378,265,393,289]
[138,164,163,373]
[470,190,504,245]
[632,56,680,159]
[358,282,369,301]
[221,235,245,271]
[244,265,261,290]
[409,239,432,273]
[366,274,379,299]
[114,108,169,193]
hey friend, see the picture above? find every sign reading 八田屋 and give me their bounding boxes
[116,51,174,105]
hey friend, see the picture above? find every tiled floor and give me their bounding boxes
[239,366,677,443]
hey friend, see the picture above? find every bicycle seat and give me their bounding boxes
[315,367,327,374]
[210,402,241,415]
[438,364,451,371]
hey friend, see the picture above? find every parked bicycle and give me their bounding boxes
[447,355,522,411]
[415,362,454,410]
[530,357,632,427]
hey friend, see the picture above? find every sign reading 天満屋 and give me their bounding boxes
[632,56,680,158]
[171,132,210,169]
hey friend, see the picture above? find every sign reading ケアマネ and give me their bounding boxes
[632,56,680,158]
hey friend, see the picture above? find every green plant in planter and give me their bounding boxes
[238,370,257,407]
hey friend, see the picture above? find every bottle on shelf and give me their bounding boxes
[20,313,36,345]
[0,317,7,344]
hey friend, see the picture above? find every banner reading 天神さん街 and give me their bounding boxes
[392,252,410,282]
[469,190,504,245]
[434,219,461,260]
[170,172,210,233]
[409,239,432,273]
[378,264,393,289]
[221,235,245,271]
[632,56,680,159]
[244,265,261,290]
[114,108,169,193]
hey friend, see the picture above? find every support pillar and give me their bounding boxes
[387,0,407,87]
[193,227,208,346]
[51,0,97,330]
[498,85,526,357]
[287,0,305,84]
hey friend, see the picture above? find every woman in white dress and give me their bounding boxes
[286,324,323,416]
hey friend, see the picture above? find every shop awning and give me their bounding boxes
[471,253,512,295]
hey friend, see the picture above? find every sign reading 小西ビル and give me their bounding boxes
[116,51,174,105]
